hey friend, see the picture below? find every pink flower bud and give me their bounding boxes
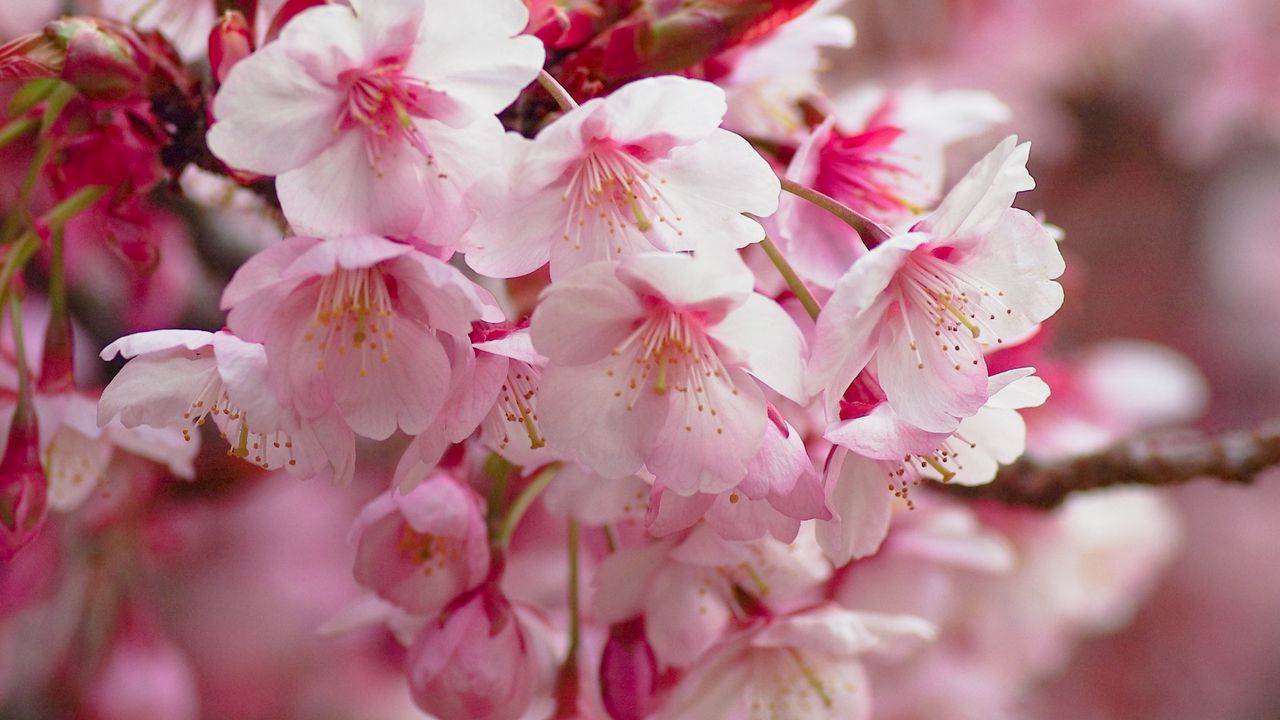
[0,407,47,560]
[84,611,199,720]
[48,17,148,102]
[407,590,538,720]
[208,11,252,85]
[599,618,658,720]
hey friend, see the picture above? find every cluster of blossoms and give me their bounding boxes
[0,1,1217,718]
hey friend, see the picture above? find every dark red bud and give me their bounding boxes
[599,618,658,720]
[209,11,253,84]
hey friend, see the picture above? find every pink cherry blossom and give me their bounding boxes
[816,369,1049,565]
[406,589,546,720]
[351,472,489,617]
[222,235,499,441]
[774,85,1009,287]
[807,136,1064,433]
[207,0,544,241]
[531,250,806,495]
[660,605,935,720]
[465,76,781,279]
[394,326,550,490]
[717,0,857,140]
[646,414,830,542]
[591,525,831,667]
[98,328,354,484]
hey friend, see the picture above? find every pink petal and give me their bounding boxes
[815,450,894,566]
[530,262,645,367]
[709,293,807,403]
[99,330,214,361]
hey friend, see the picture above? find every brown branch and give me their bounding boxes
[946,422,1280,509]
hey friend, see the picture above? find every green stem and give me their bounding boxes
[760,235,821,320]
[780,177,885,240]
[0,185,106,303]
[495,463,559,546]
[0,116,37,150]
[537,70,579,111]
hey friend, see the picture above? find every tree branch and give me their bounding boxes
[947,421,1280,509]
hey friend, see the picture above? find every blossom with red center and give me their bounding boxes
[774,85,1009,287]
[465,76,781,279]
[531,250,805,495]
[222,235,501,441]
[807,136,1064,433]
[207,0,544,241]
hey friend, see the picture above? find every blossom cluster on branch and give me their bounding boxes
[0,0,1264,718]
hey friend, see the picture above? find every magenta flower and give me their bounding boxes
[465,76,781,279]
[207,0,544,241]
[531,250,805,495]
[808,136,1064,433]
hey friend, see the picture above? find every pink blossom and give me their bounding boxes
[592,525,831,667]
[646,414,830,542]
[207,0,544,241]
[817,369,1050,565]
[465,76,781,279]
[717,0,857,140]
[83,613,200,720]
[660,605,935,720]
[407,589,545,720]
[532,250,806,495]
[774,85,1009,287]
[807,136,1064,433]
[98,328,354,484]
[222,235,499,441]
[351,472,489,617]
[394,327,550,490]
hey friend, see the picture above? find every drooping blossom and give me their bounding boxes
[816,369,1050,565]
[351,472,489,617]
[807,136,1064,433]
[591,525,831,667]
[394,326,550,491]
[207,0,544,241]
[659,605,935,720]
[531,250,805,495]
[465,76,781,279]
[222,235,500,441]
[406,588,547,720]
[98,329,354,484]
[773,85,1009,287]
[647,413,830,542]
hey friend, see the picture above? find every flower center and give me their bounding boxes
[814,125,923,219]
[336,61,441,167]
[304,267,395,378]
[895,253,1014,372]
[181,372,296,469]
[398,525,462,577]
[607,311,737,434]
[560,143,683,257]
[494,360,545,451]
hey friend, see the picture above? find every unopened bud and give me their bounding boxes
[209,11,253,85]
[599,617,658,720]
[0,406,47,560]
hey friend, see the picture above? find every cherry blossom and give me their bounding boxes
[464,76,781,279]
[807,136,1064,433]
[98,329,354,484]
[531,250,805,495]
[351,473,490,617]
[773,85,1009,287]
[222,235,499,441]
[207,0,544,241]
[660,605,935,720]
